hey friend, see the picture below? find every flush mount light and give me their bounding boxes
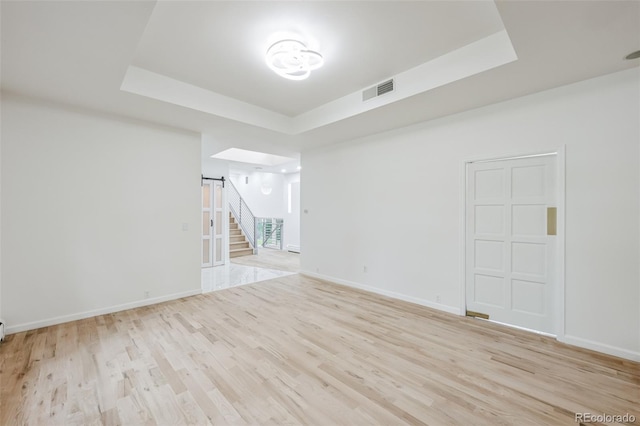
[266,39,323,81]
[261,184,272,195]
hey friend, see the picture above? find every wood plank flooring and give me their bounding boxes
[1,274,638,425]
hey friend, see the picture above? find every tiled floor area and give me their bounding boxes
[201,261,296,293]
[228,248,300,272]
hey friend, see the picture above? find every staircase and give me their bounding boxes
[229,212,254,258]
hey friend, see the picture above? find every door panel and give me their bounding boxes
[202,211,211,236]
[512,205,545,235]
[213,181,224,266]
[475,205,504,234]
[202,238,211,265]
[466,155,556,333]
[475,168,504,198]
[512,279,544,314]
[475,240,503,271]
[202,182,213,267]
[202,180,225,267]
[474,275,504,307]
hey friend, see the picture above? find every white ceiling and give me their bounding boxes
[2,1,639,162]
[132,1,504,116]
[212,148,295,167]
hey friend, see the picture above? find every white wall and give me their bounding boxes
[230,172,286,218]
[0,91,3,329]
[301,68,640,360]
[0,2,3,327]
[229,171,301,251]
[201,158,229,183]
[1,95,202,332]
[283,172,301,251]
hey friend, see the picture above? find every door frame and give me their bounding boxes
[459,146,566,340]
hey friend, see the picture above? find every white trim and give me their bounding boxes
[463,148,562,165]
[485,318,556,338]
[560,334,640,362]
[301,270,461,315]
[469,152,557,163]
[459,160,468,316]
[224,184,230,263]
[5,289,202,335]
[555,145,567,340]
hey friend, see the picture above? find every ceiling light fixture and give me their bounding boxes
[266,39,323,81]
[261,184,272,195]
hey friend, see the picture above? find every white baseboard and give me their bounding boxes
[559,334,640,362]
[5,289,202,335]
[300,270,461,316]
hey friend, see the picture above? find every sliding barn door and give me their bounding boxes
[466,155,557,334]
[202,180,225,268]
[212,180,224,266]
[202,181,213,267]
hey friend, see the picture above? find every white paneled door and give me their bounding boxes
[202,181,213,267]
[466,155,557,334]
[202,180,225,268]
[213,181,224,266]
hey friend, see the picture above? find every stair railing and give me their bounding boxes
[228,180,256,252]
[257,218,284,250]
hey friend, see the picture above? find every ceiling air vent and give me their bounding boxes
[363,79,395,101]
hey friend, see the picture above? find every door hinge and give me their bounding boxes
[466,310,489,320]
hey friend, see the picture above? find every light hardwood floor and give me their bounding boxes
[1,274,638,425]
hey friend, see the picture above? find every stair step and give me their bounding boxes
[229,235,245,243]
[229,248,254,258]
[229,223,238,230]
[230,241,250,249]
[230,229,242,236]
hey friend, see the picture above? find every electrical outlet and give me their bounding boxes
[436,295,441,303]
[144,291,150,299]
[363,265,367,273]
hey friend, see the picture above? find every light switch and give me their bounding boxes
[182,223,189,231]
